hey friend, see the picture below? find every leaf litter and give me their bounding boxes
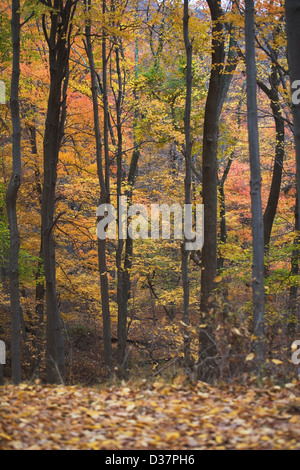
[0,378,299,450]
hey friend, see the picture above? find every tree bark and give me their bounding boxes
[245,0,265,367]
[285,0,300,329]
[6,0,22,385]
[84,0,113,374]
[41,0,77,384]
[218,152,233,270]
[116,32,140,375]
[26,121,45,377]
[257,63,285,251]
[198,0,225,382]
[200,0,225,315]
[288,195,299,337]
[115,61,127,373]
[182,0,192,369]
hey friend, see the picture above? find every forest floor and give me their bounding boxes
[0,378,299,450]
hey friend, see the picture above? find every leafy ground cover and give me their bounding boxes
[0,378,299,450]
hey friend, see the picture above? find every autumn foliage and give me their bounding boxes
[0,0,299,450]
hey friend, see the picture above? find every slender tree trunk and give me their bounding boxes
[41,0,77,383]
[245,0,265,367]
[102,0,110,199]
[217,153,233,270]
[285,0,300,329]
[101,0,113,372]
[42,77,66,384]
[26,122,45,376]
[84,0,113,373]
[116,28,140,374]
[115,41,127,372]
[182,0,192,369]
[117,148,140,375]
[6,0,22,385]
[288,196,299,337]
[200,0,224,315]
[198,0,225,381]
[257,64,285,252]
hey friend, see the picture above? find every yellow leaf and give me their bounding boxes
[87,441,101,450]
[245,352,255,362]
[232,328,242,336]
[125,404,135,412]
[271,359,283,365]
[214,276,222,283]
[289,416,299,423]
[165,432,180,442]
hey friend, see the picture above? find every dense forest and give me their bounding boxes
[1,0,300,452]
[0,0,300,390]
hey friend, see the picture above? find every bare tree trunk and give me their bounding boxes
[116,30,140,375]
[41,0,77,384]
[257,61,285,252]
[198,0,225,382]
[26,122,45,376]
[217,152,233,270]
[285,0,300,329]
[117,148,140,376]
[84,0,113,374]
[182,0,192,369]
[200,0,224,315]
[102,0,110,199]
[6,0,22,385]
[245,0,265,368]
[288,195,299,338]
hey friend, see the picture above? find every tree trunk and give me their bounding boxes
[6,0,22,385]
[245,0,265,367]
[84,0,113,374]
[288,195,299,338]
[41,0,77,383]
[182,0,192,369]
[200,0,225,315]
[257,63,285,251]
[198,0,225,382]
[112,32,126,372]
[114,7,140,374]
[26,122,45,376]
[285,0,300,329]
[102,0,110,199]
[217,152,233,270]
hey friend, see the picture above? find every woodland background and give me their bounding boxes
[0,0,299,388]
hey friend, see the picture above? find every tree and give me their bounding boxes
[285,0,300,329]
[40,0,77,384]
[245,0,265,367]
[5,0,22,384]
[182,0,192,369]
[84,0,113,374]
[231,5,286,261]
[198,0,239,381]
[112,0,140,374]
[253,18,286,256]
[200,0,225,317]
